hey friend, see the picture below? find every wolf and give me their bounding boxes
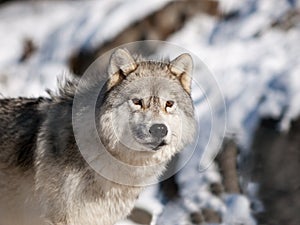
[0,49,196,225]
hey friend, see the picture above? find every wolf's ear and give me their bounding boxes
[169,53,193,94]
[107,49,137,89]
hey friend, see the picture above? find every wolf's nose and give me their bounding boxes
[149,124,168,138]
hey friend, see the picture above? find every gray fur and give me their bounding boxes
[0,49,196,225]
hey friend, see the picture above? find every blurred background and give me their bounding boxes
[0,0,300,224]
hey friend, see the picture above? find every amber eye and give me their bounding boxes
[166,100,174,108]
[132,98,143,106]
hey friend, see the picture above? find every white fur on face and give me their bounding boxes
[112,97,182,152]
[105,76,195,164]
[98,56,196,180]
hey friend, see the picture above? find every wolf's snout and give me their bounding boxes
[149,124,168,139]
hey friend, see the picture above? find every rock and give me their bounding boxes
[19,38,37,63]
[202,208,222,223]
[190,211,204,224]
[250,117,300,224]
[127,207,152,225]
[210,182,224,196]
[215,139,241,194]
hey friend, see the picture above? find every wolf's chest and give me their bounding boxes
[66,184,141,225]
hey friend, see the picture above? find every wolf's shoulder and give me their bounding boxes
[0,97,50,111]
[0,97,52,126]
[0,97,51,169]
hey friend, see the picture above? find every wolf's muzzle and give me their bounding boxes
[149,123,168,139]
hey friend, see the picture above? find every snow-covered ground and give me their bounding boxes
[158,1,300,224]
[0,0,172,97]
[0,0,299,224]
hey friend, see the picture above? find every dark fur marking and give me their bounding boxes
[0,97,48,170]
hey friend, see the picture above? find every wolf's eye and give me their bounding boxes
[132,98,143,107]
[166,100,174,108]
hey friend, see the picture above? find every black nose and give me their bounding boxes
[149,124,168,139]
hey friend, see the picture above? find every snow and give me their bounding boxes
[0,0,172,97]
[223,194,256,225]
[0,0,300,224]
[156,0,300,224]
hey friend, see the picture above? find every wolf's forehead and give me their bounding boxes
[137,60,168,70]
[134,61,171,77]
[130,78,178,99]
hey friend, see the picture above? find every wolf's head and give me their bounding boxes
[98,49,196,166]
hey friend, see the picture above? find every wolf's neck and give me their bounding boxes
[83,147,166,187]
